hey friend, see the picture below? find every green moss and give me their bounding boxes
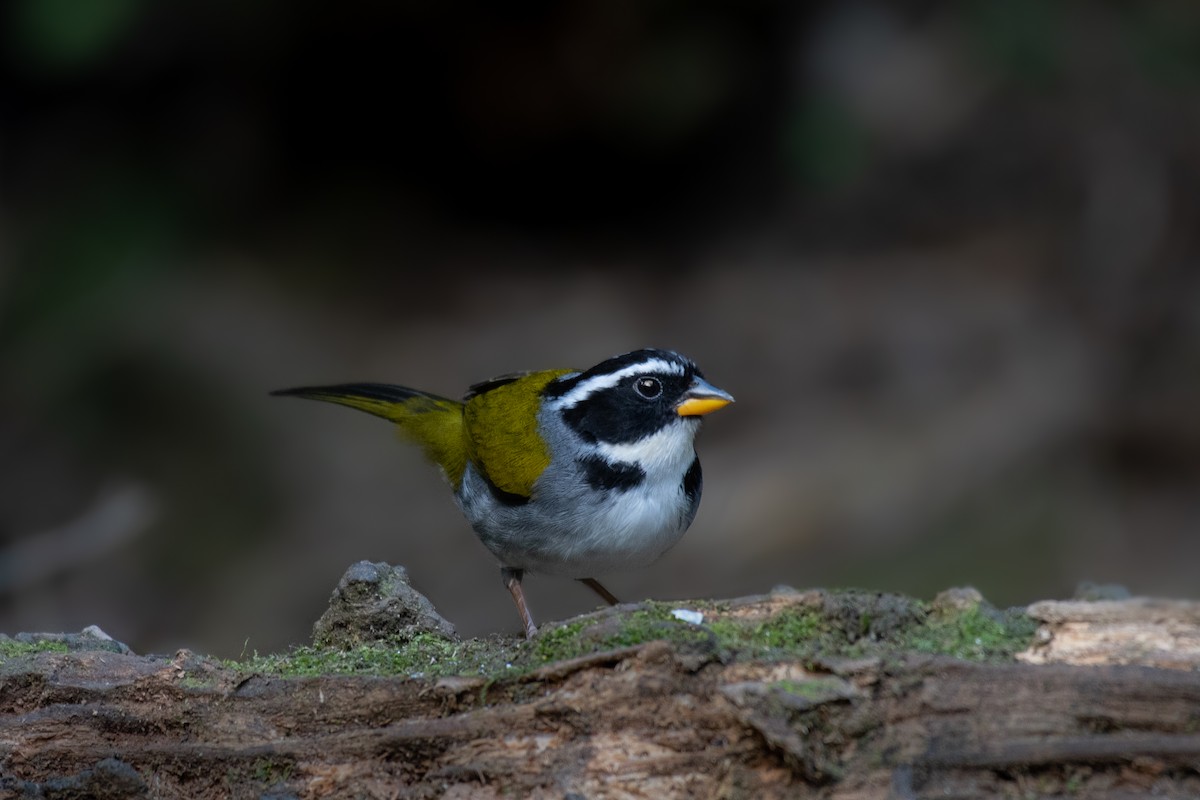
[531,620,590,663]
[604,609,674,647]
[708,607,826,656]
[906,605,1038,661]
[235,633,522,680]
[229,590,1038,681]
[0,638,70,659]
[529,602,831,665]
[535,603,724,660]
[606,606,714,649]
[177,673,223,691]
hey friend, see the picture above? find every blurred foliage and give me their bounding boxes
[8,0,146,72]
[784,96,870,191]
[2,0,1199,656]
[967,0,1063,85]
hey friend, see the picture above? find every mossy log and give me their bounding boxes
[1,580,1199,799]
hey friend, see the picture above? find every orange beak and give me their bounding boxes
[676,378,734,416]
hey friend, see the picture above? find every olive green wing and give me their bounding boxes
[463,368,574,500]
[464,372,531,399]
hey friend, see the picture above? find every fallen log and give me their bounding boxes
[1,568,1198,799]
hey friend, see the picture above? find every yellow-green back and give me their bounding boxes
[463,369,573,499]
[391,394,469,488]
[272,369,576,496]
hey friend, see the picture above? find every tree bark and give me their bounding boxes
[2,591,1199,799]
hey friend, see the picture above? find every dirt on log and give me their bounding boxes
[1,575,1199,799]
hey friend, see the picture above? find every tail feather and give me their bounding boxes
[271,382,468,486]
[270,383,460,422]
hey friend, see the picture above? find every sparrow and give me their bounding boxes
[273,348,733,638]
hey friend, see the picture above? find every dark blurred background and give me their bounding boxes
[3,0,1199,657]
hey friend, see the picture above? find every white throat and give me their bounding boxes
[595,419,698,482]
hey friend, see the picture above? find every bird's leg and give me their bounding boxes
[579,577,620,606]
[501,567,538,639]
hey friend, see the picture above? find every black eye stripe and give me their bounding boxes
[542,348,697,399]
[557,356,699,445]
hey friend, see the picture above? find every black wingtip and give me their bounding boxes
[268,382,458,405]
[269,386,314,398]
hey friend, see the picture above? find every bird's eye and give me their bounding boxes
[634,377,662,399]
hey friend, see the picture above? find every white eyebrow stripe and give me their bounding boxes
[552,358,686,408]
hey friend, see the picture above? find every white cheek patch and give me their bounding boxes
[552,358,686,409]
[595,420,697,480]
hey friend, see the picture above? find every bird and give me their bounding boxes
[271,348,733,638]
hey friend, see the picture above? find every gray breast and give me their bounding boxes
[453,404,703,577]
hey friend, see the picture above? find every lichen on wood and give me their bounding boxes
[1,568,1198,799]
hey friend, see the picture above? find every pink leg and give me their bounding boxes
[502,567,538,639]
[579,577,620,606]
